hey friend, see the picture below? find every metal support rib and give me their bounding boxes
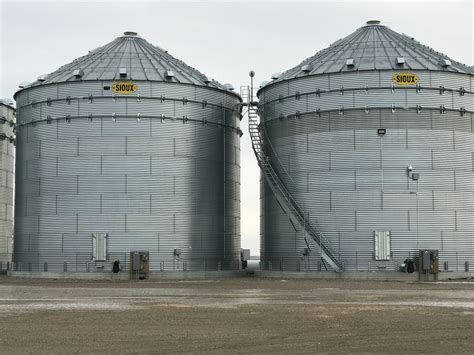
[247,100,343,272]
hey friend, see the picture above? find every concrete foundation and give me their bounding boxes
[7,270,246,281]
[7,270,473,281]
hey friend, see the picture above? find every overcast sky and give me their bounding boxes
[1,0,473,255]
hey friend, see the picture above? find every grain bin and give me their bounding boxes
[256,21,474,272]
[0,99,15,269]
[13,32,241,272]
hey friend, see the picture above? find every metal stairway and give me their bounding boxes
[244,87,343,272]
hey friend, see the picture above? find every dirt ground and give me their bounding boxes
[0,276,473,354]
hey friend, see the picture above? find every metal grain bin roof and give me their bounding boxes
[16,31,229,92]
[0,98,15,108]
[265,20,473,86]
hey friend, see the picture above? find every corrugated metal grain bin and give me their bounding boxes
[13,32,242,272]
[257,21,474,272]
[0,100,15,269]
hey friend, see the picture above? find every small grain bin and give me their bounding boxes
[0,99,15,269]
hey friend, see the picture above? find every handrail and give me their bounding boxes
[246,93,343,272]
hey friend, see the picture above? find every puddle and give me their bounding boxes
[0,301,137,314]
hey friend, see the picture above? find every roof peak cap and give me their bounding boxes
[123,31,139,37]
[365,20,382,25]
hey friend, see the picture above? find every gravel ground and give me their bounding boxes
[0,276,473,354]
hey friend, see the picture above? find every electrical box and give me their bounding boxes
[133,253,141,271]
[422,251,431,271]
[418,249,439,281]
[130,251,149,279]
[240,249,250,261]
[240,248,251,270]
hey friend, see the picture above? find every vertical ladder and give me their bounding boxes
[244,87,343,272]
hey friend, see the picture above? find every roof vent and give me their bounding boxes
[366,20,381,25]
[346,58,355,67]
[439,58,452,67]
[396,57,405,65]
[164,70,175,79]
[123,31,138,36]
[119,68,127,77]
[330,38,344,47]
[271,72,281,80]
[301,64,312,73]
[73,69,84,78]
[203,75,212,84]
[1,98,14,106]
[37,74,48,82]
[18,81,31,89]
[223,83,234,91]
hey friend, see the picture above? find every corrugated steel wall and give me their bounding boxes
[259,70,474,271]
[0,104,15,267]
[14,81,241,272]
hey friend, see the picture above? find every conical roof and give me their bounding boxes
[269,20,473,84]
[21,31,228,90]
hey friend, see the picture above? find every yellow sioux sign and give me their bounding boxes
[112,82,138,94]
[392,73,419,86]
